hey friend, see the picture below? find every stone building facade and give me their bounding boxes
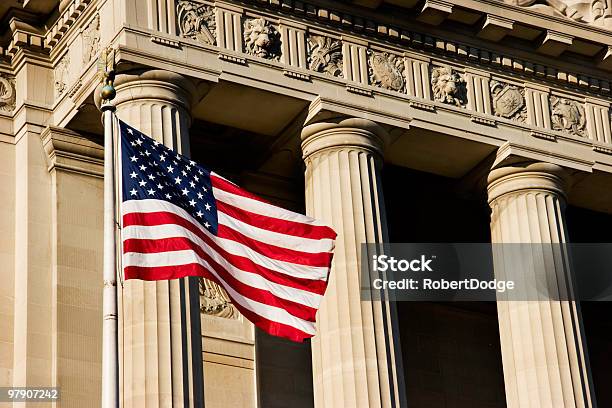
[1,0,611,407]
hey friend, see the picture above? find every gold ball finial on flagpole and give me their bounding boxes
[98,47,116,107]
[100,78,116,101]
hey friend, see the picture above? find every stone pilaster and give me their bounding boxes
[301,118,405,408]
[487,161,595,408]
[110,70,204,407]
[41,127,104,406]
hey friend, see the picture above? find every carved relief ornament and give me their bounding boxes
[82,14,100,64]
[177,0,217,45]
[431,66,466,107]
[368,51,405,92]
[54,54,70,96]
[490,80,527,122]
[199,277,239,319]
[307,35,343,77]
[550,96,586,136]
[0,75,16,113]
[243,18,281,60]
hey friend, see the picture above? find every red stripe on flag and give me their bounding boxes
[123,263,314,342]
[216,200,336,240]
[124,237,318,321]
[123,211,329,295]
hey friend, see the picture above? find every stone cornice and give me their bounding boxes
[45,0,94,49]
[41,126,104,177]
[0,14,47,60]
[445,0,612,42]
[313,0,612,54]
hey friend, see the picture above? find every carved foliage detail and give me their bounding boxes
[54,54,70,96]
[82,14,100,64]
[177,0,217,45]
[368,51,404,92]
[199,277,239,319]
[307,35,343,77]
[490,80,527,122]
[0,75,16,113]
[243,18,281,60]
[431,66,466,106]
[551,96,586,136]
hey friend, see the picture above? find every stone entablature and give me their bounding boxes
[30,0,612,94]
[1,0,610,99]
[144,0,610,146]
[1,0,612,162]
[0,0,611,168]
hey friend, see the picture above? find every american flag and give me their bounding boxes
[119,120,337,342]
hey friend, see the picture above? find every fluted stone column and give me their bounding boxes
[301,118,405,408]
[487,162,595,408]
[106,69,204,407]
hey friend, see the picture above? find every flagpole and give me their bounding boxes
[100,49,118,408]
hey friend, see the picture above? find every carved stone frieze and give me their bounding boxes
[368,51,405,92]
[307,35,343,77]
[0,75,16,113]
[82,14,100,64]
[551,96,586,136]
[243,18,281,60]
[490,80,527,122]
[177,0,217,46]
[54,54,70,96]
[199,277,239,319]
[431,66,466,107]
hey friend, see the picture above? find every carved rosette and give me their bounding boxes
[243,18,281,60]
[199,277,239,319]
[551,96,586,136]
[82,14,100,64]
[0,75,16,113]
[54,54,70,96]
[177,0,217,45]
[490,80,527,122]
[367,51,405,92]
[307,35,343,77]
[431,66,466,107]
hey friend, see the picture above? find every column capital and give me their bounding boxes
[94,69,199,112]
[301,117,388,160]
[487,161,570,203]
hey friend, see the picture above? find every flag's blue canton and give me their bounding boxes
[120,121,218,234]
